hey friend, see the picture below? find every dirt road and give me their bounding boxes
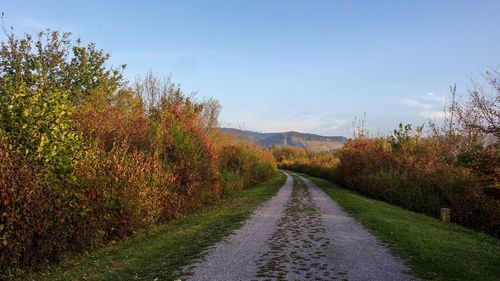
[188,172,416,281]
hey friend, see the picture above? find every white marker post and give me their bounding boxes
[440,208,451,223]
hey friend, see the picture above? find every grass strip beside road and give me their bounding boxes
[27,172,286,281]
[302,174,500,281]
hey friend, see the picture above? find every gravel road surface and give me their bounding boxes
[188,173,293,281]
[188,172,416,281]
[301,175,416,281]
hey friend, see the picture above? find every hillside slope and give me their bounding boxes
[219,128,347,152]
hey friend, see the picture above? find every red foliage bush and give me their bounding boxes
[336,137,500,237]
[279,134,500,238]
[73,144,175,247]
[75,109,150,152]
[0,139,73,269]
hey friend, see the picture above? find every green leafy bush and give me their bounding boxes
[0,85,82,177]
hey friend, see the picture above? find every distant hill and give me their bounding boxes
[219,128,348,152]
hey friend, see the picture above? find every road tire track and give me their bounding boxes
[188,172,417,281]
[253,174,334,281]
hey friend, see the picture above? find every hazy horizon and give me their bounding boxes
[220,127,350,138]
[2,0,499,136]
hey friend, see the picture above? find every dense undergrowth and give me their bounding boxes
[0,30,276,276]
[274,73,500,238]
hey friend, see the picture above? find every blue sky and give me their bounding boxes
[1,0,499,136]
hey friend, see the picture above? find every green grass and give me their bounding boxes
[300,174,500,281]
[24,172,286,281]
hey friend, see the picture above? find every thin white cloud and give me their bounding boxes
[421,92,446,104]
[221,111,347,136]
[399,92,446,119]
[420,110,446,119]
[400,98,432,110]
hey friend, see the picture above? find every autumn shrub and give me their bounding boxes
[0,136,75,270]
[75,86,149,148]
[0,137,180,272]
[72,142,175,248]
[0,30,278,276]
[272,146,308,166]
[274,120,499,237]
[336,134,500,237]
[216,133,277,194]
[272,146,339,181]
[76,73,223,215]
[253,148,277,183]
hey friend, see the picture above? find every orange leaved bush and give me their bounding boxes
[335,134,500,237]
[216,132,277,194]
[275,124,500,238]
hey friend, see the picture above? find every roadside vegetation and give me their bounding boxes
[0,30,276,278]
[304,174,500,281]
[274,72,500,238]
[26,173,286,281]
